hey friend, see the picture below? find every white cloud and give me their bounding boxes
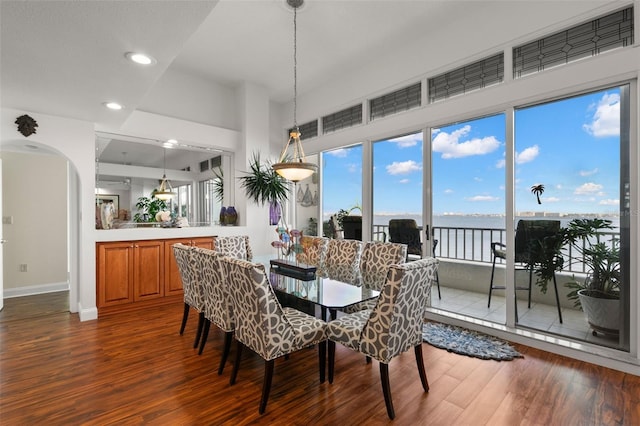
[574,182,603,195]
[599,198,619,206]
[347,163,359,173]
[579,168,598,177]
[545,197,560,203]
[398,178,410,184]
[496,158,506,169]
[444,189,454,194]
[516,145,539,164]
[583,92,620,137]
[466,195,500,202]
[390,133,421,148]
[327,148,348,157]
[474,177,482,182]
[386,160,421,175]
[432,125,500,159]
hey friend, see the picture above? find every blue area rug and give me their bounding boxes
[422,322,523,361]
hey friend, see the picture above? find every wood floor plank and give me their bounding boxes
[1,293,639,425]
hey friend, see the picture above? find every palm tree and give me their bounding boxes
[531,184,545,204]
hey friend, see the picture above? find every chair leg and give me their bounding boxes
[328,341,336,384]
[179,303,190,335]
[193,312,205,349]
[198,319,211,355]
[230,341,243,385]
[488,256,497,308]
[366,356,371,364]
[259,359,275,415]
[436,270,441,300]
[318,341,326,383]
[379,362,395,420]
[552,272,563,324]
[414,344,429,392]
[218,331,233,375]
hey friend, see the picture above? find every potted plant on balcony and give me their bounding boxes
[239,152,289,225]
[564,218,620,336]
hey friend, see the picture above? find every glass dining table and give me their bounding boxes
[256,256,379,321]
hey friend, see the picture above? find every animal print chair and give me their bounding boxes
[323,239,364,285]
[220,256,327,414]
[172,243,205,349]
[215,235,253,261]
[327,257,439,420]
[191,247,235,375]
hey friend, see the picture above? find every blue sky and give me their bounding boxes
[322,87,621,218]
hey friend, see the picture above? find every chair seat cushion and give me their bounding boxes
[282,307,327,348]
[494,247,506,259]
[326,309,372,351]
[341,298,377,314]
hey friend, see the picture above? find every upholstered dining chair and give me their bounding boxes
[191,247,235,375]
[327,257,439,420]
[488,219,563,323]
[220,256,327,415]
[323,239,364,285]
[172,243,205,349]
[341,241,408,314]
[215,235,253,261]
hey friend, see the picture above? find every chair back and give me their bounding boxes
[360,257,438,363]
[215,235,253,261]
[220,257,297,361]
[514,220,561,264]
[324,239,364,284]
[388,219,422,257]
[191,247,234,332]
[359,242,408,290]
[342,215,362,240]
[172,243,203,310]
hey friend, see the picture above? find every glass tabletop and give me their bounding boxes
[268,270,378,311]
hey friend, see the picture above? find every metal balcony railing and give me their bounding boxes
[372,224,618,275]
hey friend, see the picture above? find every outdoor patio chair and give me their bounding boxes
[488,219,563,323]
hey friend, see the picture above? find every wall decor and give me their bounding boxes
[15,114,38,137]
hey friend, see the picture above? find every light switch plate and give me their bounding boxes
[2,216,13,224]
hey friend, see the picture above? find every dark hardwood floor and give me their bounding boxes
[1,292,639,425]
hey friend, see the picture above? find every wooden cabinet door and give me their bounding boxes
[164,239,192,296]
[133,240,164,301]
[164,237,214,296]
[97,242,134,307]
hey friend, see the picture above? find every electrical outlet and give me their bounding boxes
[2,216,13,225]
[19,264,28,272]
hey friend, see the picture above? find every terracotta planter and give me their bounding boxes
[578,289,620,336]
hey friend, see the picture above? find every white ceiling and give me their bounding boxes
[1,0,620,164]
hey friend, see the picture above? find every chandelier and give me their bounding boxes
[154,148,176,201]
[272,0,318,182]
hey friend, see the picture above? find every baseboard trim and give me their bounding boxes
[3,282,69,298]
[78,302,98,322]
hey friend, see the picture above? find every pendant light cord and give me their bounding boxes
[293,3,298,128]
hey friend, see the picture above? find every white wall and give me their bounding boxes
[0,151,68,295]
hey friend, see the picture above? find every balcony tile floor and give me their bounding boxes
[430,285,620,349]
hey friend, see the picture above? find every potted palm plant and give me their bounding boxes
[238,152,290,225]
[564,218,620,336]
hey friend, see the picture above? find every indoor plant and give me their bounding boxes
[133,193,169,223]
[564,218,620,335]
[239,152,289,225]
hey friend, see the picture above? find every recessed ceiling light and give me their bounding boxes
[103,102,123,110]
[125,52,156,65]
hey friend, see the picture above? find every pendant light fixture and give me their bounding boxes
[272,0,317,182]
[154,148,176,201]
